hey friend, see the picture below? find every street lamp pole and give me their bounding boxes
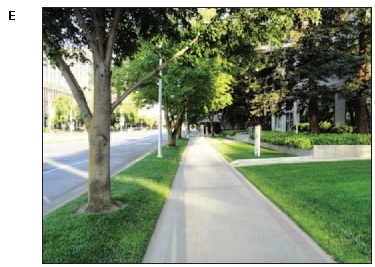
[157,47,163,158]
[69,105,73,133]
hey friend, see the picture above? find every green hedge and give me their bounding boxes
[223,130,245,136]
[250,131,371,150]
[292,121,355,134]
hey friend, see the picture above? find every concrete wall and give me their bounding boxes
[313,145,371,159]
[226,133,371,159]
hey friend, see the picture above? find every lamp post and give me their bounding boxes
[119,108,124,132]
[157,45,163,158]
[69,105,74,133]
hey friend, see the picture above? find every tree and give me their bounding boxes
[286,8,369,134]
[202,57,234,137]
[333,8,371,134]
[43,8,200,213]
[52,94,73,130]
[126,41,230,145]
[212,8,320,132]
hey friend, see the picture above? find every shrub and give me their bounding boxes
[250,131,371,149]
[223,130,244,136]
[319,121,332,133]
[284,136,314,149]
[330,124,354,134]
[298,122,310,132]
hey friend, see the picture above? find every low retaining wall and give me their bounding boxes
[226,133,371,159]
[313,145,371,158]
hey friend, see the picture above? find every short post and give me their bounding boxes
[119,115,125,132]
[254,125,261,157]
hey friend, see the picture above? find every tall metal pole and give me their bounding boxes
[157,55,163,158]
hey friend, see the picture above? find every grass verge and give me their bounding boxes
[206,136,293,161]
[43,138,189,263]
[207,138,371,263]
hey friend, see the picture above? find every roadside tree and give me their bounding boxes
[43,8,199,213]
[52,94,73,130]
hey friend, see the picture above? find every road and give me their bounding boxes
[43,130,167,215]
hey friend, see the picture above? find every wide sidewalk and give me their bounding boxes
[142,132,336,263]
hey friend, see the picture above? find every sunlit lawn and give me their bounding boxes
[205,136,293,161]
[207,137,371,263]
[43,139,189,263]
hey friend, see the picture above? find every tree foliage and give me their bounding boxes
[284,8,371,133]
[52,94,73,128]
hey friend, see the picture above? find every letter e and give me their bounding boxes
[9,11,15,20]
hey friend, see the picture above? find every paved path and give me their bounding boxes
[142,133,336,263]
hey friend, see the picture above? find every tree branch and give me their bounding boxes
[105,8,122,66]
[74,8,101,63]
[111,32,201,112]
[43,37,93,126]
[88,8,105,61]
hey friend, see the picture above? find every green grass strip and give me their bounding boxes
[207,137,370,263]
[237,161,371,263]
[206,136,293,161]
[43,138,189,263]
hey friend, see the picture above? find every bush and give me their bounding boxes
[293,122,310,132]
[223,130,244,136]
[250,131,371,149]
[319,121,332,133]
[284,136,314,149]
[330,124,354,134]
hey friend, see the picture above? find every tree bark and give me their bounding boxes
[309,80,320,134]
[356,96,369,134]
[85,61,116,213]
[309,97,320,134]
[167,128,177,146]
[177,124,182,139]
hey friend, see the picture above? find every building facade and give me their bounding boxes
[43,49,93,130]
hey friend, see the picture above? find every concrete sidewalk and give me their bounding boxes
[142,133,336,263]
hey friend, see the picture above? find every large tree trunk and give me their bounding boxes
[356,96,369,134]
[164,98,176,147]
[177,124,182,139]
[356,28,370,134]
[309,97,320,134]
[210,121,215,137]
[85,61,119,213]
[309,81,320,134]
[167,126,177,146]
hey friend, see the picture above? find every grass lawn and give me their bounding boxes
[207,137,371,263]
[43,138,189,263]
[206,136,293,161]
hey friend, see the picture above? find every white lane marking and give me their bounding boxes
[43,158,88,178]
[43,159,88,174]
[135,142,152,145]
[43,195,50,202]
[43,137,155,174]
